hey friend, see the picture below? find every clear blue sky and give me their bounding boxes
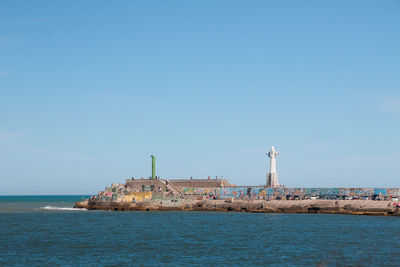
[0,1,399,194]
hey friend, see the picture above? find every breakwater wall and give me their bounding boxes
[215,187,399,200]
[75,199,400,216]
[97,184,400,202]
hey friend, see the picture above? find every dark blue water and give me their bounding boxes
[0,196,399,266]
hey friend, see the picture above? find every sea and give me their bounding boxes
[0,196,399,266]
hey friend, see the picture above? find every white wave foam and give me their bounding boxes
[41,206,87,211]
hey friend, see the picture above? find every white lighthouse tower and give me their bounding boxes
[266,146,279,188]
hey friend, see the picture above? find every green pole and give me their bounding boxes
[151,155,155,179]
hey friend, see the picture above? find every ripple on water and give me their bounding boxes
[0,201,399,265]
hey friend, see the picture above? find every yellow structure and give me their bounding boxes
[123,192,153,203]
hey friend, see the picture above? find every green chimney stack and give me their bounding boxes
[151,155,156,179]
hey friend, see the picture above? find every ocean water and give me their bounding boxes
[0,196,399,266]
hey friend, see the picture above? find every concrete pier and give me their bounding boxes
[80,177,400,216]
[75,199,400,216]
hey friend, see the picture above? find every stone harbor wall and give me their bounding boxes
[91,178,400,204]
[170,179,231,189]
[75,199,400,216]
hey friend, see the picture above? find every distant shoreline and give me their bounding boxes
[0,195,91,203]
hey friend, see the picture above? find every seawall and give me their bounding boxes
[75,199,400,216]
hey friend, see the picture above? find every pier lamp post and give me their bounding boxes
[266,146,279,188]
[150,155,156,180]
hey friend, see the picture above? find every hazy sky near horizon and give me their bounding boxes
[0,1,399,194]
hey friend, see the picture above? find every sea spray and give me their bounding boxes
[41,206,87,211]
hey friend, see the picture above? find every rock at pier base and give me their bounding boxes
[74,199,400,216]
